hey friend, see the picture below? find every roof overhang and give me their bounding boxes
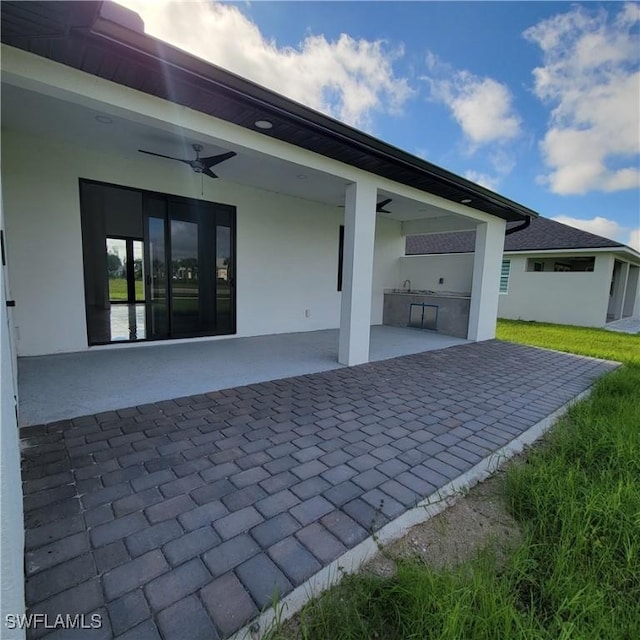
[0,0,538,224]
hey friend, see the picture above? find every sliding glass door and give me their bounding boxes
[216,222,234,334]
[144,194,170,340]
[143,193,236,340]
[106,237,145,340]
[81,180,235,345]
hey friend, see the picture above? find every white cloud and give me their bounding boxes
[551,215,631,244]
[629,229,640,251]
[463,171,500,191]
[525,3,640,195]
[116,0,412,127]
[422,54,521,188]
[423,54,521,146]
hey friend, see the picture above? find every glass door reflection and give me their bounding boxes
[216,225,233,333]
[144,195,170,340]
[170,219,200,336]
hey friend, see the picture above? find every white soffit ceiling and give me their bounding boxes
[1,84,458,220]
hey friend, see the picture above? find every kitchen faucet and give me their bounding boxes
[402,279,411,291]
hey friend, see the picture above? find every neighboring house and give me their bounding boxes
[0,1,540,629]
[404,216,640,328]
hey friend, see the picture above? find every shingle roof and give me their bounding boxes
[406,216,625,255]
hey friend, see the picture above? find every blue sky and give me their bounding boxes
[120,1,639,248]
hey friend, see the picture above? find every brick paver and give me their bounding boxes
[19,341,616,638]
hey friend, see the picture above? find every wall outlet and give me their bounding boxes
[305,309,310,318]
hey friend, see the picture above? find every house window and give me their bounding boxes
[499,260,511,293]
[526,257,595,272]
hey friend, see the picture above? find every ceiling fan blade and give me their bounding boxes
[376,198,392,213]
[201,151,237,169]
[138,149,191,165]
[202,167,219,179]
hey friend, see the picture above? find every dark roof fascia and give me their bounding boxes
[85,7,538,222]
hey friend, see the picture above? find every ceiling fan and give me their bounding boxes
[338,197,393,212]
[138,143,236,179]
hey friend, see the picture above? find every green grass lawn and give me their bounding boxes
[108,277,144,302]
[266,322,640,639]
[497,318,640,366]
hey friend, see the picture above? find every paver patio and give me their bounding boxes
[20,340,616,639]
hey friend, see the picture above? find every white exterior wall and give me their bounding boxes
[399,253,474,293]
[372,217,403,323]
[0,179,26,639]
[498,253,614,327]
[2,131,401,356]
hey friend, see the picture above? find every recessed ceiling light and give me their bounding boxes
[95,115,113,125]
[296,174,307,180]
[254,120,273,130]
[461,198,472,204]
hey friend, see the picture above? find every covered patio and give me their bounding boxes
[19,326,467,427]
[20,340,616,640]
[2,4,541,637]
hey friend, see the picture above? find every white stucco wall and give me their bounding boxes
[0,181,26,639]
[2,131,402,356]
[372,217,403,324]
[498,253,614,327]
[399,253,474,293]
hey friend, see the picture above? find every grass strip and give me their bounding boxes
[496,318,640,365]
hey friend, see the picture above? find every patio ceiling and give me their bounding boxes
[1,82,469,224]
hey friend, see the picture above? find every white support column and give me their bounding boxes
[467,218,506,341]
[613,261,630,320]
[632,266,640,317]
[338,180,377,366]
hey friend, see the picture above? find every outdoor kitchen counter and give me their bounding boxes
[383,290,471,339]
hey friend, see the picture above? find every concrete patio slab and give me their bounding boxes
[604,316,640,334]
[19,340,617,640]
[18,326,467,427]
